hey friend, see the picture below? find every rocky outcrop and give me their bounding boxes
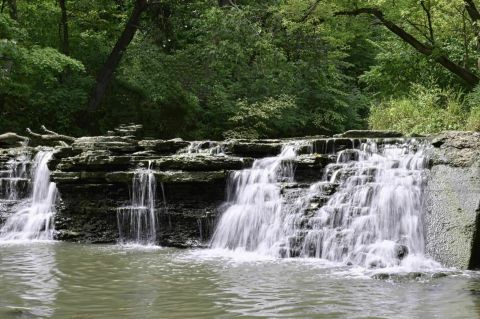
[334,130,403,138]
[0,147,34,221]
[425,131,480,269]
[49,142,236,246]
[1,127,479,270]
[47,131,363,246]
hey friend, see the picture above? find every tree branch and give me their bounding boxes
[0,133,28,148]
[465,0,480,22]
[58,0,70,56]
[88,0,149,111]
[335,7,479,87]
[300,0,322,22]
[26,127,75,145]
[420,0,435,44]
[405,18,432,44]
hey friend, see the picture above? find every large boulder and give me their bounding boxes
[424,131,480,269]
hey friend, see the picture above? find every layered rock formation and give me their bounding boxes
[44,127,385,246]
[47,130,359,246]
[0,126,479,270]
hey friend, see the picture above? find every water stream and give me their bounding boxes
[0,139,478,317]
[0,243,478,319]
[211,139,439,271]
[0,151,29,201]
[117,161,161,245]
[0,151,58,241]
[210,145,296,254]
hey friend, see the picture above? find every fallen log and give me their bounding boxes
[26,126,75,145]
[0,132,29,148]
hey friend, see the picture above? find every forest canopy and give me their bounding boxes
[1,0,480,139]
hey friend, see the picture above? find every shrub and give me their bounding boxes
[369,84,467,135]
[466,106,480,131]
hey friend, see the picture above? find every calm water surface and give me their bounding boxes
[0,242,479,319]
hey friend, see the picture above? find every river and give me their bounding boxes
[0,242,479,319]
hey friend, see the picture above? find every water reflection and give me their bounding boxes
[53,245,226,318]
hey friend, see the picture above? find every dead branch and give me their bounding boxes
[26,127,75,144]
[0,132,29,148]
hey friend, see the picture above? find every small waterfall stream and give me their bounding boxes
[117,162,161,245]
[0,152,29,201]
[298,140,434,268]
[211,139,439,269]
[210,146,296,254]
[180,141,225,155]
[0,151,58,241]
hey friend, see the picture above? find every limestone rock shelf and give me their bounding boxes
[0,128,479,270]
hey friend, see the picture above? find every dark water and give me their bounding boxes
[0,242,479,319]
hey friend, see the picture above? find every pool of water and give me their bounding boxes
[0,242,479,319]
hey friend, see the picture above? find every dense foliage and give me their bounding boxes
[1,0,480,138]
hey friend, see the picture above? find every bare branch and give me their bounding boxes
[405,18,432,44]
[0,133,29,148]
[26,127,75,144]
[420,0,435,44]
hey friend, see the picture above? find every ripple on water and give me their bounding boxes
[0,243,479,319]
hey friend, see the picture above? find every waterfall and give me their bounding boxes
[210,146,296,254]
[211,139,438,269]
[0,151,58,241]
[0,151,29,201]
[298,140,433,268]
[180,141,225,156]
[117,162,160,245]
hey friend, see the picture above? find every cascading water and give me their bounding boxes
[297,140,437,268]
[210,146,296,254]
[0,151,58,241]
[211,139,439,269]
[117,162,160,245]
[180,141,225,156]
[0,154,30,201]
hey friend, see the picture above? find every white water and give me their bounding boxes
[0,151,58,241]
[117,161,159,245]
[210,146,296,254]
[211,139,440,270]
[180,141,225,156]
[0,151,30,201]
[299,140,438,269]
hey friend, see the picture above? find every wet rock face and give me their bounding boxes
[46,130,360,246]
[49,139,231,245]
[0,147,34,220]
[138,139,190,154]
[425,131,480,269]
[1,127,479,259]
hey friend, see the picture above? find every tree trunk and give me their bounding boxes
[300,0,322,22]
[336,8,480,87]
[465,0,480,22]
[464,0,480,69]
[5,0,17,20]
[58,0,69,56]
[88,0,148,111]
[218,0,234,7]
